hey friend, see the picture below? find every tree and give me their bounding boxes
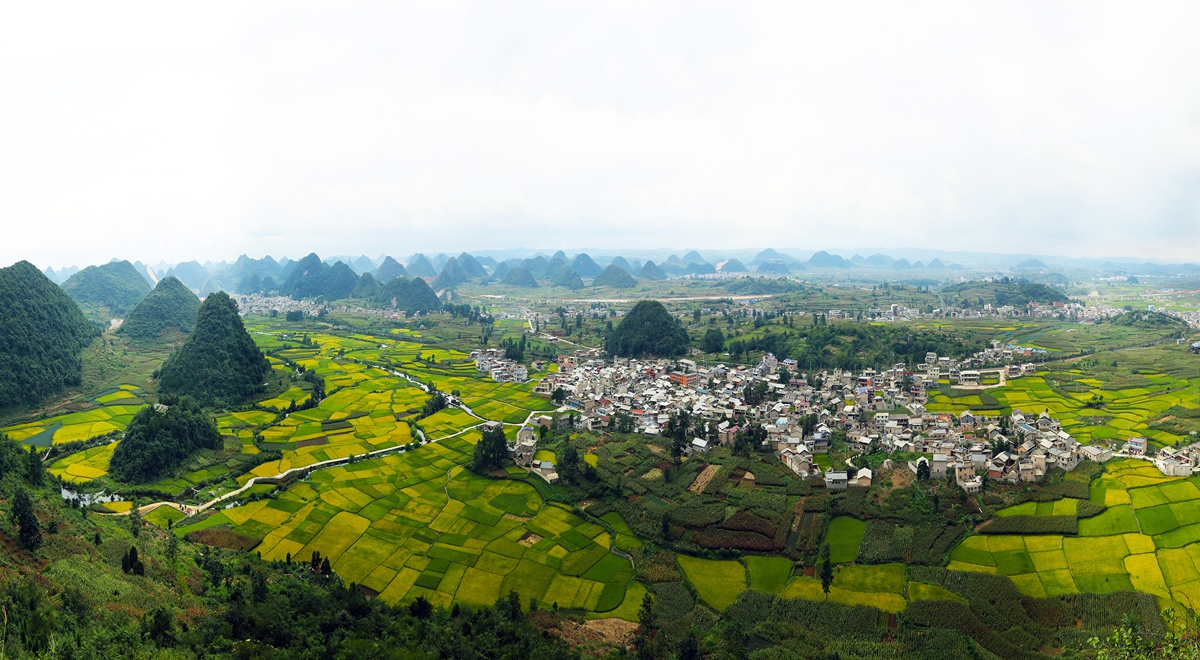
[551,387,567,404]
[917,460,931,481]
[778,366,790,385]
[26,447,43,487]
[701,328,725,353]
[820,543,834,597]
[109,397,221,483]
[605,300,689,357]
[679,632,700,660]
[558,442,579,483]
[11,489,42,550]
[409,595,432,620]
[638,592,654,628]
[472,425,508,473]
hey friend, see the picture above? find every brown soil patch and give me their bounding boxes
[519,532,544,547]
[504,513,531,522]
[540,614,638,652]
[581,619,639,647]
[185,529,261,552]
[647,444,665,455]
[294,436,329,448]
[689,464,719,493]
[359,585,380,599]
[891,469,915,488]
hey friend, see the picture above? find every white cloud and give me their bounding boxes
[2,0,1198,268]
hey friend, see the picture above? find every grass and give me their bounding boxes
[677,556,747,611]
[745,556,793,594]
[825,517,867,563]
[908,582,966,603]
[947,455,1200,611]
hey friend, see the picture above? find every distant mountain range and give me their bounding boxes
[30,244,1200,305]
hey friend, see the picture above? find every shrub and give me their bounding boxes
[693,528,775,551]
[1045,480,1090,499]
[650,582,695,626]
[802,497,827,513]
[1075,501,1107,518]
[741,490,789,516]
[856,522,913,564]
[910,526,966,564]
[720,510,778,537]
[669,503,727,528]
[978,515,1077,535]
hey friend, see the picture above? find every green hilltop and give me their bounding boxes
[60,260,151,321]
[0,261,98,407]
[156,291,270,406]
[117,276,202,340]
[593,264,638,288]
[605,299,690,357]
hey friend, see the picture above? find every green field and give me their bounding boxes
[947,459,1198,607]
[825,516,867,563]
[220,435,639,616]
[677,556,747,611]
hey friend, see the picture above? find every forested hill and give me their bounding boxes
[108,396,220,482]
[60,260,152,321]
[117,276,202,340]
[605,300,690,357]
[941,279,1069,308]
[280,253,358,300]
[374,276,441,313]
[0,261,99,407]
[156,291,270,406]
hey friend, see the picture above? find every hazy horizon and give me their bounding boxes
[4,1,1199,267]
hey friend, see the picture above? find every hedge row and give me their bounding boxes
[1045,480,1090,499]
[692,528,777,551]
[720,509,778,537]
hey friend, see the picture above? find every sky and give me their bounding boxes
[2,1,1199,269]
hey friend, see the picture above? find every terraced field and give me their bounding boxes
[926,367,1200,447]
[946,459,1200,610]
[2,384,147,447]
[208,433,642,616]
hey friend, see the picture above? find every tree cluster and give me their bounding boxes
[108,396,221,483]
[156,291,271,406]
[0,261,99,406]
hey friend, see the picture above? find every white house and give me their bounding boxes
[825,471,848,491]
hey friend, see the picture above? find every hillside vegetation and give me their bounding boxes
[117,276,201,340]
[60,260,152,320]
[942,279,1069,308]
[606,300,689,357]
[281,253,358,300]
[156,291,270,406]
[0,262,99,407]
[593,264,637,288]
[374,276,441,313]
[108,396,221,482]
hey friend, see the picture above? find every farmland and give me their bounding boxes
[945,458,1200,612]
[204,433,642,616]
[925,346,1200,447]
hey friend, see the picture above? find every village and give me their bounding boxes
[503,346,1200,494]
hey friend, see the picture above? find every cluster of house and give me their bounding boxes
[524,347,1200,494]
[470,348,529,382]
[231,293,323,317]
[495,419,558,484]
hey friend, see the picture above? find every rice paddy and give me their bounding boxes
[924,348,1200,448]
[3,394,145,448]
[212,434,639,616]
[947,459,1200,610]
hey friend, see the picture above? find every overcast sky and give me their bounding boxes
[3,1,1199,269]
